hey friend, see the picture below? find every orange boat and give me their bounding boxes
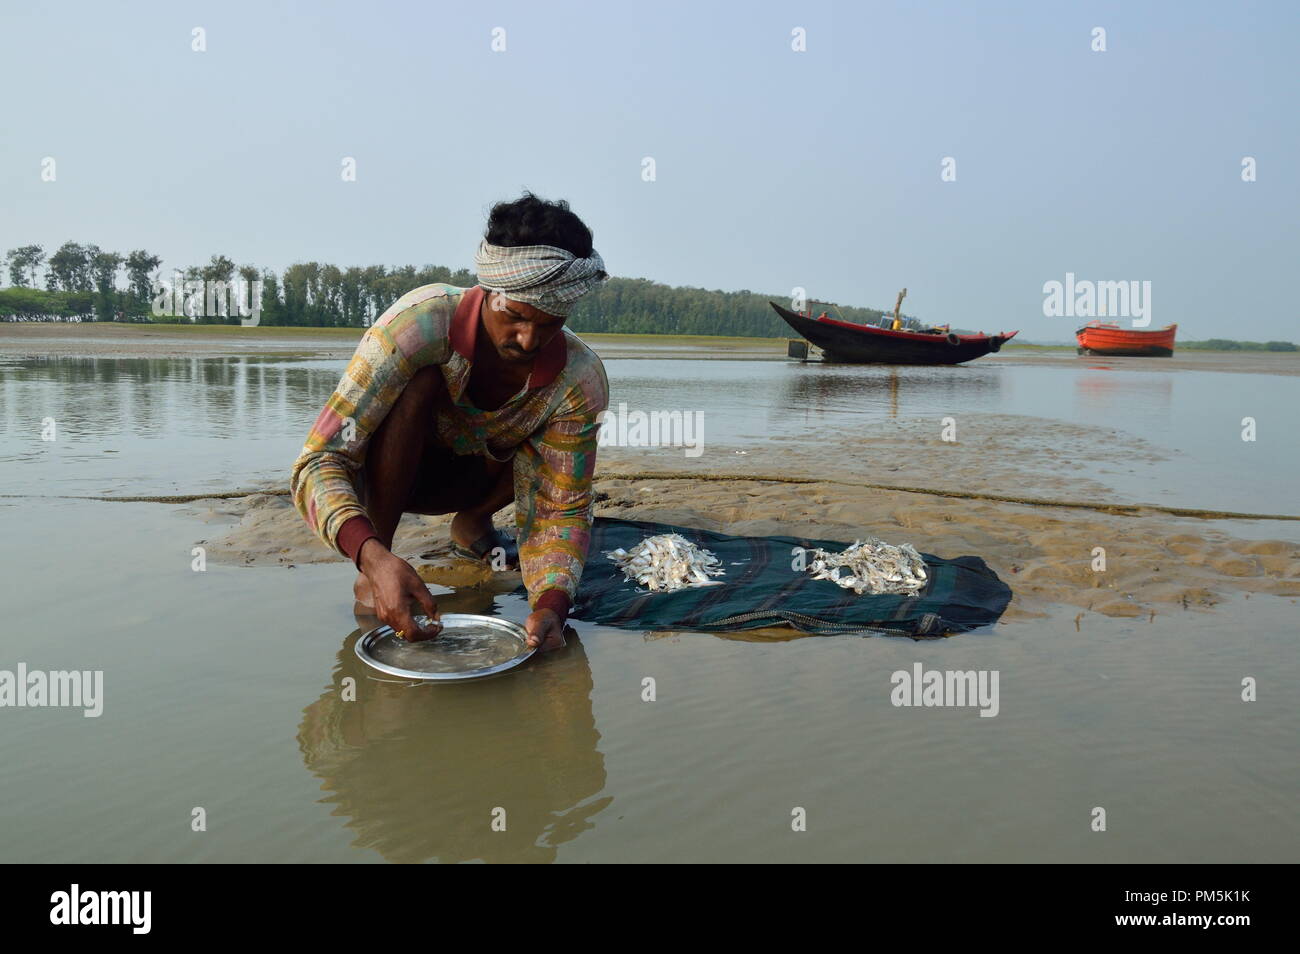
[1076,320,1177,357]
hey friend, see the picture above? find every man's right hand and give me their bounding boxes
[358,539,442,641]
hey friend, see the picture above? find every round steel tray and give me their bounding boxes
[355,613,535,682]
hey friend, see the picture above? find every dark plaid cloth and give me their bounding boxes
[514,517,1012,637]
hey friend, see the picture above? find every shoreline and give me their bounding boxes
[2,322,1297,374]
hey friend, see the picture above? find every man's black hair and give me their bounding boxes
[485,191,594,258]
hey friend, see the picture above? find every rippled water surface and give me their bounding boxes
[1,353,1295,512]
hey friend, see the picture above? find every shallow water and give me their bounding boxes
[606,357,1298,512]
[0,499,1295,863]
[1,352,1295,513]
[0,349,1296,863]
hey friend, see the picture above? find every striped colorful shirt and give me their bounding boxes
[289,283,609,619]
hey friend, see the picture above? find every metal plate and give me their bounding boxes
[355,613,535,683]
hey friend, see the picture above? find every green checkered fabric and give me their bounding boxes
[515,518,1013,638]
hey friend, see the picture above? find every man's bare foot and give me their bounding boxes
[353,572,375,610]
[448,512,520,570]
[449,511,494,552]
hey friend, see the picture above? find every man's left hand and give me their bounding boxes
[524,609,565,652]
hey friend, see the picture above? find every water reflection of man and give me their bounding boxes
[290,193,610,651]
[297,627,609,863]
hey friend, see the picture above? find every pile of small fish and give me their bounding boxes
[605,534,726,592]
[805,538,929,595]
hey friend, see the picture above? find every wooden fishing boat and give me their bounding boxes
[1075,321,1177,357]
[769,301,1018,365]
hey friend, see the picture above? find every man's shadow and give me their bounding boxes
[297,590,610,863]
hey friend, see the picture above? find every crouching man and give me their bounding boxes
[290,193,609,651]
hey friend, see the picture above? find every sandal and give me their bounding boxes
[451,527,520,570]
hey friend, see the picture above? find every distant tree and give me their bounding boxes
[5,245,45,287]
[258,270,284,326]
[339,266,367,327]
[359,265,387,323]
[320,264,343,326]
[47,242,92,291]
[237,263,260,322]
[180,265,204,321]
[124,249,163,305]
[200,254,237,322]
[282,262,315,326]
[90,250,124,321]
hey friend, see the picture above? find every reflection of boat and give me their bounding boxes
[1074,367,1173,414]
[1075,321,1177,357]
[776,363,1003,428]
[770,302,1017,365]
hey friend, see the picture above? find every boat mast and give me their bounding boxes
[891,288,907,330]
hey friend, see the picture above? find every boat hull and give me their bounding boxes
[1075,322,1177,357]
[770,302,1016,365]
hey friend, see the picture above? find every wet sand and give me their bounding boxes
[0,321,364,357]
[0,323,780,361]
[187,466,1299,630]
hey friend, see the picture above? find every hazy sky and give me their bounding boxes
[3,0,1297,341]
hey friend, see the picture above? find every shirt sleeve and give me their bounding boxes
[289,291,452,559]
[514,359,609,618]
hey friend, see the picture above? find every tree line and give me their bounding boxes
[4,243,163,322]
[8,243,1295,347]
[1180,338,1297,352]
[1,242,889,336]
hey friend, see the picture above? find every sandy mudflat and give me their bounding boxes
[184,469,1299,631]
[0,323,780,361]
[0,322,365,357]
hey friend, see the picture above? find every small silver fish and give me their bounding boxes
[805,538,929,595]
[605,534,726,592]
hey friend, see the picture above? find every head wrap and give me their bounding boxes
[474,240,608,317]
